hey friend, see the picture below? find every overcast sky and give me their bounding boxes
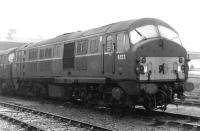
[0,0,199,51]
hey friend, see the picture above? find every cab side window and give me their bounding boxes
[124,33,130,51]
[28,49,32,60]
[76,42,82,55]
[76,40,88,55]
[117,32,130,52]
[28,49,38,60]
[106,35,113,52]
[81,41,88,54]
[39,49,44,59]
[48,48,52,58]
[90,38,99,53]
[34,49,38,59]
[117,33,124,52]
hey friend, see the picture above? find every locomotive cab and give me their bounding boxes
[129,24,186,81]
[123,22,193,110]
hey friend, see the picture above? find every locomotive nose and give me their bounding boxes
[134,38,187,57]
[134,38,187,81]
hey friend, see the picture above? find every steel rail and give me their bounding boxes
[185,95,200,100]
[175,100,200,106]
[134,108,200,130]
[2,99,200,130]
[153,111,200,129]
[0,112,45,131]
[0,101,111,131]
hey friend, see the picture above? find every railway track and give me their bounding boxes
[174,94,200,106]
[0,112,44,131]
[185,95,200,100]
[133,108,200,130]
[0,101,111,131]
[175,99,200,106]
[1,96,200,130]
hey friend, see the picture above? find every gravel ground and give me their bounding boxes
[186,76,200,96]
[0,105,86,131]
[0,118,24,131]
[167,104,200,117]
[0,96,186,131]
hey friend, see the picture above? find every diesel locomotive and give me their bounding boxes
[0,18,194,111]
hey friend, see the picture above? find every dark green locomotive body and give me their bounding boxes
[0,18,193,110]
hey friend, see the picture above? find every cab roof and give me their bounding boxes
[28,18,177,48]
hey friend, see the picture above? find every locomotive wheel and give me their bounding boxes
[156,89,167,111]
[144,95,154,111]
[12,80,19,90]
[110,100,125,117]
[0,83,8,95]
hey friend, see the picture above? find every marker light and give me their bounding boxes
[140,65,144,72]
[173,62,178,73]
[140,57,146,63]
[179,57,183,63]
[147,62,152,73]
[144,65,148,73]
[178,65,181,72]
[181,65,185,71]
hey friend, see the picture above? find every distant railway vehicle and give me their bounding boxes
[0,18,194,111]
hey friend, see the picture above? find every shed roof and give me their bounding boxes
[0,47,17,55]
[0,41,25,50]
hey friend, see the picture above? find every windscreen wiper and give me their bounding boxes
[135,29,147,40]
[170,36,179,40]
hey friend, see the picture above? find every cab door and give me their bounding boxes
[103,34,116,74]
[115,32,130,75]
